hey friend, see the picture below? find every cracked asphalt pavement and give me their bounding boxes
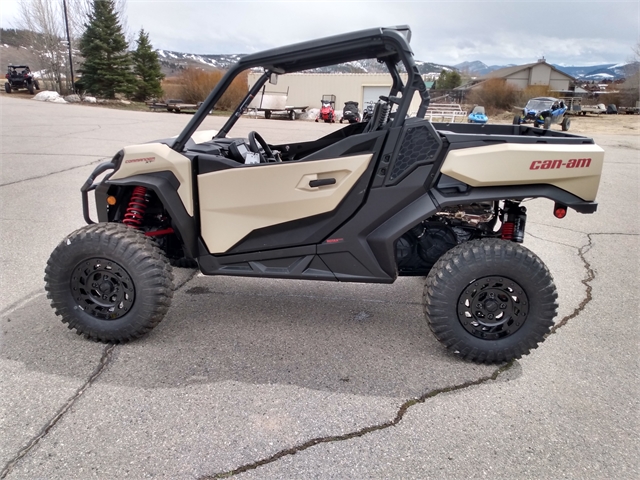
[1,96,638,479]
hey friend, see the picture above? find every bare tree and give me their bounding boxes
[14,0,130,94]
[16,0,67,92]
[621,41,640,107]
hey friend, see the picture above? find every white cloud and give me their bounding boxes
[3,0,638,65]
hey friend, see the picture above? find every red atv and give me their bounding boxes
[315,94,336,123]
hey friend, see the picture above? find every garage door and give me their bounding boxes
[362,85,391,109]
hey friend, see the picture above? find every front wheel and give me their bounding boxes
[423,239,558,364]
[543,117,551,129]
[45,223,174,343]
[512,115,520,125]
[561,116,571,131]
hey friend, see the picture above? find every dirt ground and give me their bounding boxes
[490,110,639,135]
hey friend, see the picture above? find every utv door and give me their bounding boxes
[197,131,386,255]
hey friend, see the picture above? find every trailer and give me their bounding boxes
[562,97,606,116]
[618,106,640,115]
[247,86,308,120]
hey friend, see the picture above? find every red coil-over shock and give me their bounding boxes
[501,202,527,243]
[123,186,148,228]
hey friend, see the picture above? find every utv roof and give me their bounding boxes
[236,26,414,73]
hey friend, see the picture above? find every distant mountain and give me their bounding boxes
[157,49,454,76]
[454,61,516,76]
[552,63,637,80]
[454,59,635,80]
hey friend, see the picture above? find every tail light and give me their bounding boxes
[554,203,567,219]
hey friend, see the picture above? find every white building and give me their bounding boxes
[247,72,425,113]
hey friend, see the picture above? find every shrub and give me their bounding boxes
[466,78,520,115]
[165,68,249,109]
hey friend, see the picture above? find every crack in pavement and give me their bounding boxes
[0,158,106,187]
[0,344,117,479]
[202,231,638,479]
[547,232,638,335]
[0,270,196,477]
[547,233,595,335]
[201,361,515,480]
[1,232,632,477]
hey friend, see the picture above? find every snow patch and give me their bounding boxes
[33,91,66,103]
[83,96,97,103]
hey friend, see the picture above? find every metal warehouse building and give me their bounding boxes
[248,73,425,114]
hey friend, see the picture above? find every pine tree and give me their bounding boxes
[132,28,164,101]
[436,69,462,89]
[79,0,135,98]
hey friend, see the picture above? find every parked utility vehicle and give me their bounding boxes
[513,96,571,131]
[45,26,604,363]
[5,65,39,94]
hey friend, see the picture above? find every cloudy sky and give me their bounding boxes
[2,0,638,66]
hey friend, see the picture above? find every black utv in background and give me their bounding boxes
[5,65,40,94]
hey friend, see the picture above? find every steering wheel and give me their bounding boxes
[248,131,278,162]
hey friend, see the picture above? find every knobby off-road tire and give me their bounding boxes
[561,116,571,131]
[543,116,551,129]
[4,83,11,93]
[45,223,174,343]
[423,238,558,364]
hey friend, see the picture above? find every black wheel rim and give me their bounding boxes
[70,258,135,320]
[457,276,529,340]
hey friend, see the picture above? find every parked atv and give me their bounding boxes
[45,26,604,364]
[513,96,571,131]
[5,65,40,94]
[467,105,488,124]
[340,101,360,124]
[315,94,336,123]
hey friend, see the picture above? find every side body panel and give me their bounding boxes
[440,143,604,201]
[110,143,194,215]
[198,154,372,253]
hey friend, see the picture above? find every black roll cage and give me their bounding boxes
[172,26,430,152]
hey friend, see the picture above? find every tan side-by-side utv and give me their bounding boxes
[45,26,604,363]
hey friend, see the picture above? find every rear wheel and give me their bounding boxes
[27,82,34,94]
[264,110,272,119]
[4,83,10,93]
[423,239,557,364]
[45,223,174,343]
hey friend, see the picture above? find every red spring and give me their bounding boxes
[501,222,515,240]
[123,186,148,228]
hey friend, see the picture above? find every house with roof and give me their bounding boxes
[457,59,575,92]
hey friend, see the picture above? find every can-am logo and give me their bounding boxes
[125,156,156,164]
[529,158,591,170]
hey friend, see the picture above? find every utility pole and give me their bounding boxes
[62,0,75,93]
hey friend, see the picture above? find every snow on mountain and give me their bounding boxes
[157,48,634,82]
